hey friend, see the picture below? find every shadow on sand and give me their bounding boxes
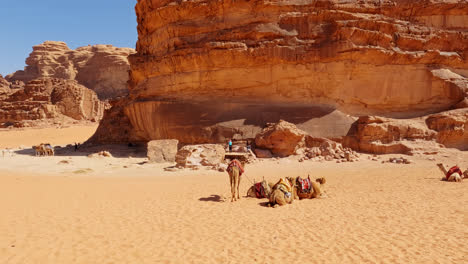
[199,195,224,202]
[258,201,271,207]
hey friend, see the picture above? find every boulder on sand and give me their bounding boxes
[255,120,306,157]
[175,144,225,168]
[147,139,179,163]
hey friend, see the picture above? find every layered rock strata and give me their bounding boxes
[6,41,135,99]
[0,78,106,127]
[92,0,468,145]
[343,108,468,153]
[0,75,10,96]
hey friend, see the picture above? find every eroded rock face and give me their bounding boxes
[426,109,468,150]
[6,41,135,99]
[0,75,10,96]
[90,0,468,144]
[342,110,468,153]
[0,78,106,127]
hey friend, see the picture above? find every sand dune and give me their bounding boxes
[0,127,467,263]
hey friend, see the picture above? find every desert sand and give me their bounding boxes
[0,125,98,149]
[0,127,467,264]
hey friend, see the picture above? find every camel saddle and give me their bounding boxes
[296,176,312,194]
[446,166,462,180]
[227,159,244,176]
[254,182,266,198]
[275,178,292,198]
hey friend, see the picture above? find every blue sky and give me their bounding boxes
[0,0,137,76]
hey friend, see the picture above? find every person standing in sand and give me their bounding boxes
[228,139,233,152]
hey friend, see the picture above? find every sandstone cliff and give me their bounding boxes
[0,75,10,96]
[6,41,135,99]
[93,0,468,146]
[0,78,106,127]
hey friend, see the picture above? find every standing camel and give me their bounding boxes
[227,159,245,202]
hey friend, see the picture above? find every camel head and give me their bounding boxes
[285,176,297,187]
[316,177,326,185]
[260,180,272,197]
[436,163,447,174]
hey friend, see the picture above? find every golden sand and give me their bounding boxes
[0,127,466,263]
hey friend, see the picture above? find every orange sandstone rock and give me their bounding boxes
[6,41,135,99]
[0,78,106,127]
[93,0,468,145]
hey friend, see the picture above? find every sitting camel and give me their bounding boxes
[268,177,298,208]
[246,178,274,198]
[294,175,327,199]
[227,159,245,202]
[436,163,466,182]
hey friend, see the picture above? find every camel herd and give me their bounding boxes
[228,159,326,207]
[228,159,467,207]
[33,143,54,156]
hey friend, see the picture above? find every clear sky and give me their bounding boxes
[0,0,137,76]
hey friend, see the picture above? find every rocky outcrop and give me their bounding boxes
[92,0,467,145]
[175,144,225,168]
[343,109,468,153]
[0,75,10,96]
[255,120,307,157]
[0,78,106,127]
[147,139,179,163]
[426,109,468,150]
[342,116,436,154]
[6,41,135,99]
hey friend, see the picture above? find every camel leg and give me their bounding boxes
[237,173,241,200]
[232,168,239,201]
[229,172,235,202]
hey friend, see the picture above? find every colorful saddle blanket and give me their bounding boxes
[296,176,312,193]
[227,159,244,176]
[275,178,292,198]
[254,182,266,198]
[446,166,462,180]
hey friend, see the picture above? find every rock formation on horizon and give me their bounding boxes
[6,41,135,100]
[91,0,467,148]
[0,77,106,128]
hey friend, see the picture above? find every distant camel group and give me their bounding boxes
[228,159,326,207]
[33,143,54,156]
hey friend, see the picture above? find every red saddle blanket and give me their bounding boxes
[227,159,244,176]
[446,166,462,180]
[297,177,312,193]
[254,182,266,198]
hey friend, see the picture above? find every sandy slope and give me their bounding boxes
[0,125,98,148]
[0,128,467,264]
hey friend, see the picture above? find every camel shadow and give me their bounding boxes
[258,201,270,207]
[199,195,224,202]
